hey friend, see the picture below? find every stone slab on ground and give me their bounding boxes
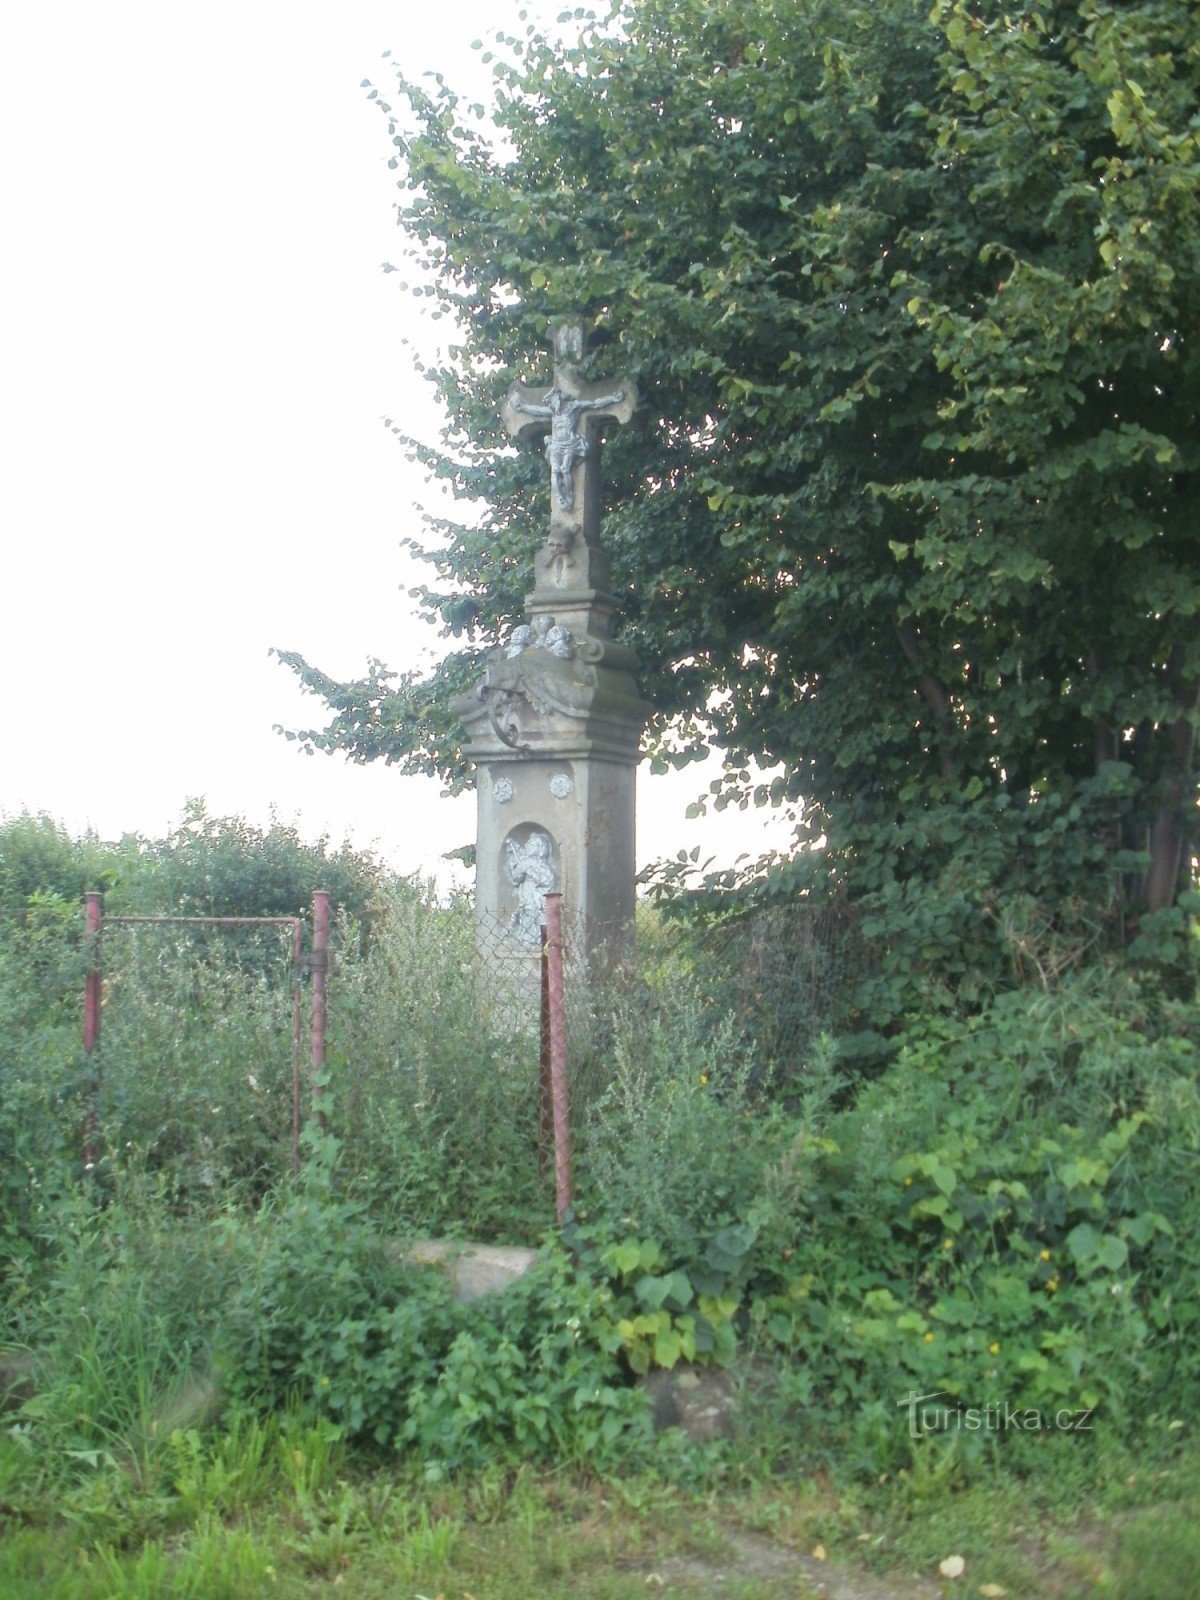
[396,1239,540,1302]
[642,1528,944,1600]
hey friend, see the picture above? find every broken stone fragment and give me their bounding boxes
[640,1364,738,1442]
[393,1238,540,1303]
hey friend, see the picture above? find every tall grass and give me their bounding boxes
[326,887,548,1236]
[0,883,555,1254]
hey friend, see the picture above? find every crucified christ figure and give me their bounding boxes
[508,385,627,513]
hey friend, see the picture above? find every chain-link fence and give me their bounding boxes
[58,888,861,1216]
[473,895,861,1074]
[651,899,863,1078]
[74,899,323,1189]
[465,894,864,1214]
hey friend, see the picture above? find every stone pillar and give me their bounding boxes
[452,316,651,998]
[457,627,649,965]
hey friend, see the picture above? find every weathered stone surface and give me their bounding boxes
[640,1364,738,1442]
[398,1239,540,1302]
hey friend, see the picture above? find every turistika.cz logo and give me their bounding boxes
[898,1390,1095,1440]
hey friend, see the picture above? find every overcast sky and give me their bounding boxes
[1,0,791,889]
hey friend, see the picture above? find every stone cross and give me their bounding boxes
[502,315,637,553]
[455,311,652,1000]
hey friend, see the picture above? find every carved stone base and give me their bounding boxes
[453,610,651,989]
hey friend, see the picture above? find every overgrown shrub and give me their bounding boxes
[0,892,90,1292]
[2,810,1196,1488]
[0,820,551,1275]
[743,970,1200,1470]
[576,996,767,1249]
[0,814,114,921]
[220,1167,651,1473]
[7,1173,248,1491]
[322,886,547,1236]
[114,800,387,925]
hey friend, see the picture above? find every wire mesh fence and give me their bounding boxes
[32,887,862,1224]
[650,898,862,1079]
[82,911,313,1190]
[471,895,860,1084]
[471,904,593,1023]
[466,894,862,1216]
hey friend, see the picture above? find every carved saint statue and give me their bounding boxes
[508,385,627,513]
[505,829,558,946]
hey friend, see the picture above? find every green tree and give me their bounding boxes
[121,801,387,923]
[0,813,114,922]
[0,807,389,926]
[278,0,1198,950]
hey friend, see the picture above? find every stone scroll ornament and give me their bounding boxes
[502,317,637,552]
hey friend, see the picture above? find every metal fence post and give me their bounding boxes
[544,892,571,1224]
[82,891,103,1175]
[290,916,303,1172]
[310,890,330,1131]
[539,921,554,1175]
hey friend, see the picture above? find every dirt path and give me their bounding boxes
[624,1526,946,1599]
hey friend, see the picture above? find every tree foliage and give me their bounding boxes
[0,805,388,925]
[279,0,1199,940]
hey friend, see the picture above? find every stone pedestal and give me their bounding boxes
[454,594,651,976]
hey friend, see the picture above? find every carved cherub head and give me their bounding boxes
[507,624,536,658]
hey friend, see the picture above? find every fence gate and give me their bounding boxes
[81,890,331,1176]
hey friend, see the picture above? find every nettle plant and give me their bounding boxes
[872,1111,1167,1413]
[748,985,1197,1448]
[221,1166,655,1472]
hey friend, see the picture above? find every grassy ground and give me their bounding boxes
[2,1416,1197,1600]
[2,833,1197,1598]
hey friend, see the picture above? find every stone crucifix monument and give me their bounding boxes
[452,315,652,981]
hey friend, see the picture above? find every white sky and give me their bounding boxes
[1,0,792,891]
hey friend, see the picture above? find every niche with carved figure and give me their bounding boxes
[500,824,560,945]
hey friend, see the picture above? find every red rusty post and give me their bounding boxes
[544,893,571,1224]
[310,890,330,1131]
[82,892,103,1175]
[538,922,553,1175]
[290,917,303,1172]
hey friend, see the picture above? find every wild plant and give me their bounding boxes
[322,885,548,1236]
[573,987,791,1261]
[11,1177,245,1496]
[169,1413,279,1521]
[89,1523,280,1600]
